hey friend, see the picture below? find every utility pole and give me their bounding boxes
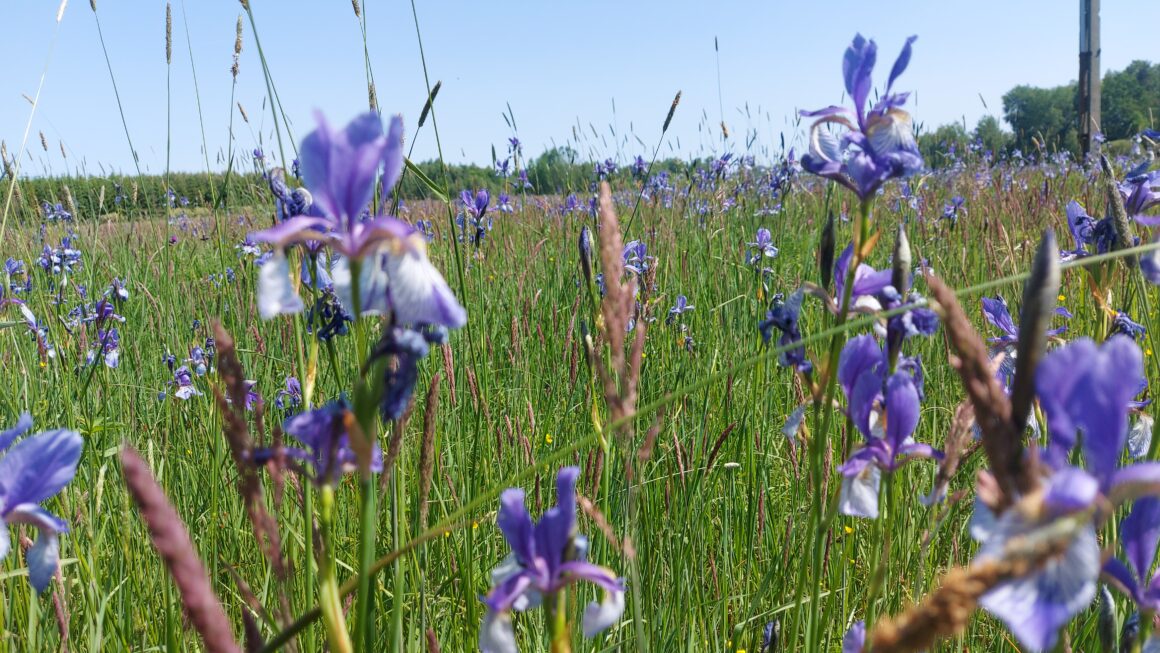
[1079,0,1101,157]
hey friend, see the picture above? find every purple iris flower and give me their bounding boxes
[562,194,580,214]
[758,289,811,374]
[800,35,924,200]
[666,295,694,324]
[623,241,651,275]
[268,167,313,223]
[275,376,302,411]
[497,193,513,214]
[93,328,120,369]
[479,467,625,652]
[306,290,353,342]
[187,346,209,376]
[377,325,447,420]
[880,285,939,352]
[981,295,1070,391]
[0,413,82,593]
[1111,311,1147,341]
[3,299,54,360]
[747,228,779,263]
[971,337,1155,651]
[171,366,200,400]
[105,277,129,303]
[243,380,261,411]
[462,189,491,220]
[276,401,383,485]
[251,112,466,330]
[941,195,965,225]
[1119,168,1160,226]
[832,244,892,314]
[237,236,262,259]
[632,155,647,177]
[836,335,942,518]
[1061,200,1118,260]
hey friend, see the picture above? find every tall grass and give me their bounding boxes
[1,4,1159,653]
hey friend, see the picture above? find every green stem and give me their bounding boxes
[547,590,572,653]
[318,485,353,653]
[801,197,872,648]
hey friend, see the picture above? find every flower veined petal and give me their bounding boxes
[0,429,81,508]
[479,610,518,653]
[26,531,59,593]
[384,245,467,328]
[257,252,305,320]
[839,464,881,519]
[581,589,625,637]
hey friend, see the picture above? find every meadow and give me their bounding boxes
[3,6,1160,653]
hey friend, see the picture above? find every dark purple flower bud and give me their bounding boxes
[819,212,836,291]
[578,226,593,285]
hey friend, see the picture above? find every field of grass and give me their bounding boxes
[3,5,1160,653]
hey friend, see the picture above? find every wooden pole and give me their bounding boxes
[1079,0,1101,157]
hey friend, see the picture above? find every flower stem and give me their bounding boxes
[547,590,572,653]
[799,197,873,648]
[318,485,353,653]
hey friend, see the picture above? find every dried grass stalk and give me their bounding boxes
[927,275,1032,507]
[121,446,241,653]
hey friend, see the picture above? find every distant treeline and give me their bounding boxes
[0,151,700,218]
[918,59,1160,164]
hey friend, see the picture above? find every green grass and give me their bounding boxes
[1,158,1156,652]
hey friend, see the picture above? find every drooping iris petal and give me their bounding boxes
[839,463,881,519]
[1129,415,1155,460]
[978,522,1099,652]
[26,531,59,593]
[982,296,1019,342]
[1123,497,1160,589]
[581,589,625,637]
[478,609,517,653]
[384,242,468,328]
[258,252,305,320]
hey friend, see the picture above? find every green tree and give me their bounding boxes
[1002,83,1078,155]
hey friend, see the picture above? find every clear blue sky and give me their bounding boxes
[1,0,1157,176]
